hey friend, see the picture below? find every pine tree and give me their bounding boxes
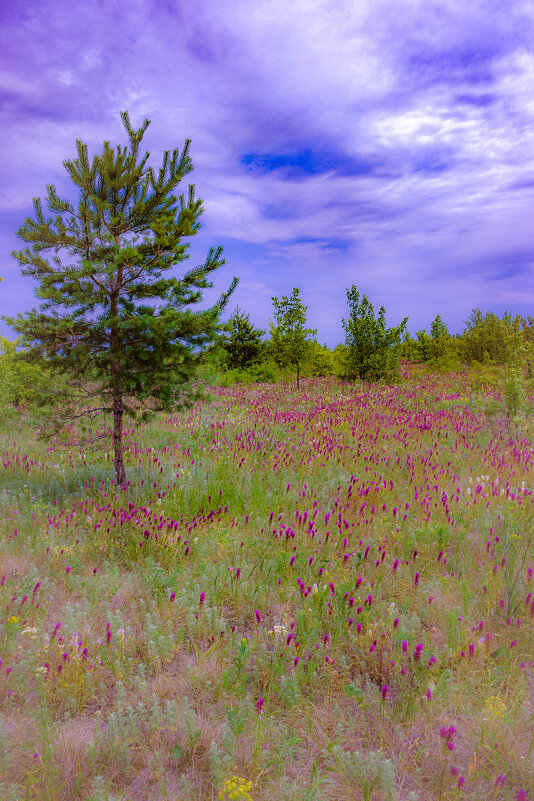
[342,286,408,381]
[5,111,237,485]
[224,306,265,369]
[269,288,317,388]
[430,313,449,340]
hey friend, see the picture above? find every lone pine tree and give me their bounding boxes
[5,111,237,485]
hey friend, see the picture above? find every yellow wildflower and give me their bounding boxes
[483,695,507,720]
[219,775,253,801]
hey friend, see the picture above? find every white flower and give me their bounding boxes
[269,625,288,638]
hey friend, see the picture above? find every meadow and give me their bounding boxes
[0,369,533,801]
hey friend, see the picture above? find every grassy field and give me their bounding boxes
[0,371,533,801]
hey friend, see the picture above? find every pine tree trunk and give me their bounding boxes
[110,272,126,486]
[112,382,126,485]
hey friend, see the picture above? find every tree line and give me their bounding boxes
[214,295,534,384]
[2,111,533,484]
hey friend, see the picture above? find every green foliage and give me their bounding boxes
[331,344,350,378]
[219,360,279,386]
[503,340,527,424]
[269,288,317,388]
[0,336,58,412]
[328,744,396,801]
[460,309,523,364]
[341,285,408,381]
[223,306,265,370]
[405,315,460,371]
[305,342,335,377]
[429,312,448,340]
[520,316,534,379]
[4,110,237,483]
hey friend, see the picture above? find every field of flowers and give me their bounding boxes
[0,371,533,801]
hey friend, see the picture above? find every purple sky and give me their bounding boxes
[1,0,534,346]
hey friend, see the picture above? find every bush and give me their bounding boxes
[305,343,335,377]
[219,361,280,386]
[0,336,54,412]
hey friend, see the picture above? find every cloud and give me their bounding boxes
[1,0,533,344]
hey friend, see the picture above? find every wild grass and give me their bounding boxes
[0,371,533,800]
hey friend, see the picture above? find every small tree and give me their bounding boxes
[223,306,265,369]
[342,286,408,381]
[5,111,237,485]
[269,288,317,388]
[429,313,448,341]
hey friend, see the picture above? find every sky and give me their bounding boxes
[1,0,534,346]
